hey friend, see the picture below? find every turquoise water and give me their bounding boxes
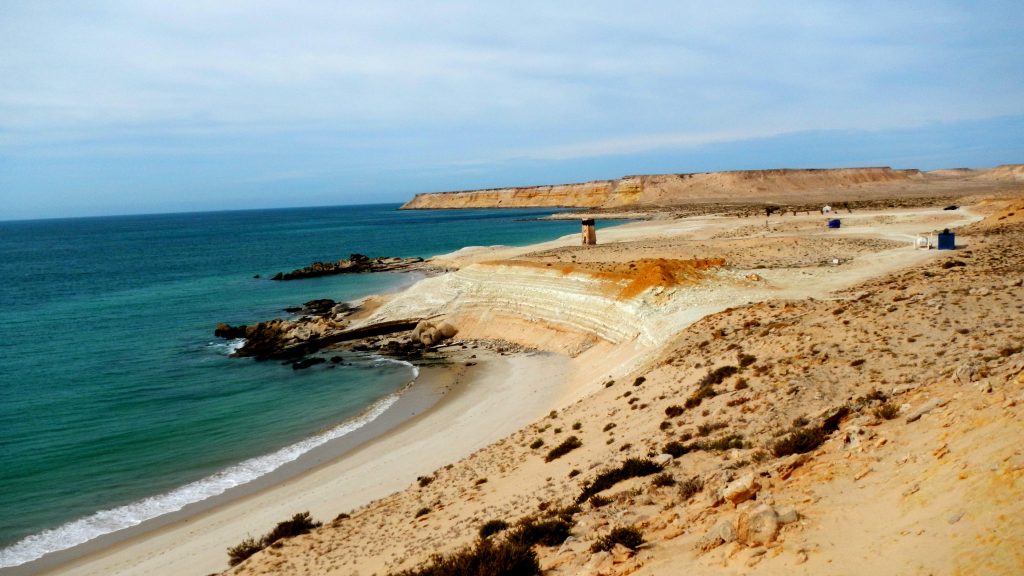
[0,204,592,567]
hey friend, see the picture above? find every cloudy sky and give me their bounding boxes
[1,1,1022,219]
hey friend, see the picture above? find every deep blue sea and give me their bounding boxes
[0,204,590,567]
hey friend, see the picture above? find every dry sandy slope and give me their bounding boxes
[224,200,1024,576]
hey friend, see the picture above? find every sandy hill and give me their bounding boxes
[400,166,1020,210]
[218,198,1024,576]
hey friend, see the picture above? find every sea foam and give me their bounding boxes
[0,390,403,568]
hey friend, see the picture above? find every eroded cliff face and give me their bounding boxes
[399,168,927,209]
[353,261,760,356]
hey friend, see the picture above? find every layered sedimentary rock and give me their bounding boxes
[400,167,927,209]
[354,261,760,354]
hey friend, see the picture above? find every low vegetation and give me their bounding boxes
[577,458,663,503]
[393,537,539,576]
[544,436,582,462]
[651,473,675,487]
[590,526,644,552]
[478,519,509,539]
[678,476,704,500]
[227,511,322,567]
[771,426,827,457]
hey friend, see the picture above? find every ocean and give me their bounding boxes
[0,204,592,568]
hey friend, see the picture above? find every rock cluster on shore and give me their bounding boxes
[214,299,460,363]
[271,254,425,281]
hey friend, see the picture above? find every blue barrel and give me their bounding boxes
[937,229,955,250]
[827,219,841,229]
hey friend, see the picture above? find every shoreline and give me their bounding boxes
[25,349,571,576]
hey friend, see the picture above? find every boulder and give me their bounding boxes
[722,473,761,505]
[652,453,674,467]
[436,321,458,339]
[214,323,248,339]
[776,506,799,525]
[697,518,736,552]
[736,504,780,546]
[292,357,326,370]
[954,362,979,384]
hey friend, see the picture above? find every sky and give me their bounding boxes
[1,1,1022,220]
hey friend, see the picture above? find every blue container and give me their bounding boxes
[827,219,841,229]
[937,229,955,250]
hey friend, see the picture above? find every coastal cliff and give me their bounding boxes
[400,167,927,209]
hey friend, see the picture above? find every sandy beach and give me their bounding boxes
[30,352,569,576]
[25,189,1024,576]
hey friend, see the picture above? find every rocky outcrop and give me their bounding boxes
[271,254,425,281]
[400,168,925,210]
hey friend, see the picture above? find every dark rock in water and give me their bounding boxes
[302,299,336,315]
[284,306,302,313]
[271,253,425,281]
[214,323,248,339]
[329,355,344,363]
[292,357,327,370]
[253,274,260,278]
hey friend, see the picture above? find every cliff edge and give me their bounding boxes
[399,167,931,209]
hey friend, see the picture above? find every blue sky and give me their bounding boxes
[1,1,1022,220]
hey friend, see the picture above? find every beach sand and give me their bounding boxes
[31,352,570,576]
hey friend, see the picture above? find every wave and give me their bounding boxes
[0,387,407,568]
[206,337,246,355]
[369,355,420,379]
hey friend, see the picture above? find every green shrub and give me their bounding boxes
[545,436,582,462]
[227,511,322,567]
[263,511,322,544]
[771,427,826,457]
[697,421,727,437]
[589,494,612,508]
[702,434,746,451]
[415,507,432,518]
[227,536,264,567]
[529,438,544,450]
[678,476,704,500]
[577,458,663,503]
[506,517,573,548]
[664,405,684,418]
[651,473,675,487]
[701,365,738,386]
[663,441,689,458]
[590,526,644,552]
[479,519,510,538]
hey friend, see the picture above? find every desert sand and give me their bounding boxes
[39,183,1024,576]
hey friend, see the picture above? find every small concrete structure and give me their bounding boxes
[916,232,932,250]
[581,218,597,245]
[821,205,833,214]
